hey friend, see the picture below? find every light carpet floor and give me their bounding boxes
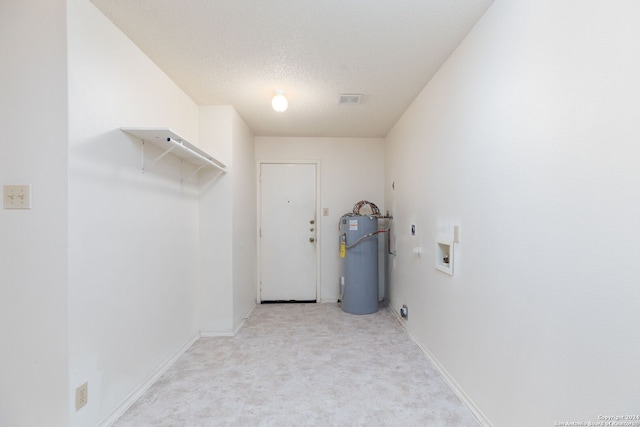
[113,303,480,426]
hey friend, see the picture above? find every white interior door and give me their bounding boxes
[259,163,317,301]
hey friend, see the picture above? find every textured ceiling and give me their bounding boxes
[90,0,493,137]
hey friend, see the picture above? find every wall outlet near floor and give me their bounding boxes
[76,382,88,410]
[400,305,408,319]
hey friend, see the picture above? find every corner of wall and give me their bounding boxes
[0,0,69,425]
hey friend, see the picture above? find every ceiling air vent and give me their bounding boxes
[338,94,362,104]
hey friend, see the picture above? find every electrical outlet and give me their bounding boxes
[400,305,408,319]
[3,184,31,209]
[75,382,88,410]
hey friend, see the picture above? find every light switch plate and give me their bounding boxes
[3,185,31,209]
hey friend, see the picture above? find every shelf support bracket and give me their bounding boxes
[167,138,227,173]
[142,141,177,173]
[182,164,208,183]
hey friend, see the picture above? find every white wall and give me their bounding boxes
[0,1,69,426]
[385,0,640,425]
[198,106,234,333]
[255,137,385,302]
[198,106,257,334]
[231,112,258,327]
[67,1,201,425]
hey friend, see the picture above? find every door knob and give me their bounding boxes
[310,220,315,224]
[309,237,315,242]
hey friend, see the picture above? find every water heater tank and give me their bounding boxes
[340,215,379,314]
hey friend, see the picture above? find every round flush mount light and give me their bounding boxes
[272,89,288,112]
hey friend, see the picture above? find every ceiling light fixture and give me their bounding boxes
[272,89,288,112]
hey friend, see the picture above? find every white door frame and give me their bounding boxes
[256,159,321,304]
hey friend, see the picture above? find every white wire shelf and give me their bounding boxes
[121,127,227,174]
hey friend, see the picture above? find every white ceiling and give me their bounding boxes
[90,0,493,138]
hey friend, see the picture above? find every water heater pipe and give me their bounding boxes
[343,229,389,249]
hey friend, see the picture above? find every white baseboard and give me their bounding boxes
[387,307,493,427]
[199,330,235,337]
[200,301,257,337]
[100,303,259,425]
[233,301,256,335]
[98,333,200,427]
